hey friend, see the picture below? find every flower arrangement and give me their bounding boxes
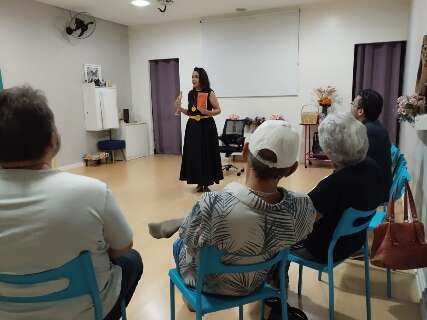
[227,114,240,120]
[397,94,426,124]
[313,86,338,108]
[270,114,286,120]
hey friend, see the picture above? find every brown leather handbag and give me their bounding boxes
[371,181,427,270]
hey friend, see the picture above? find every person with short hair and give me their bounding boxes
[352,89,392,201]
[0,86,142,320]
[149,120,316,296]
[294,112,386,263]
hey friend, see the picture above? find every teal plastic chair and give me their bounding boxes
[289,208,376,320]
[368,152,412,298]
[0,251,127,320]
[168,246,289,320]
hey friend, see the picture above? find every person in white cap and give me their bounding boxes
[149,120,316,296]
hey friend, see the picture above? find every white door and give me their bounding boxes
[99,88,119,129]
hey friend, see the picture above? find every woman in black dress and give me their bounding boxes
[176,67,223,192]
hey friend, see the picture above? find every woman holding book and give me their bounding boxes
[175,67,223,192]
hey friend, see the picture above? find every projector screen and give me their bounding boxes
[201,10,300,98]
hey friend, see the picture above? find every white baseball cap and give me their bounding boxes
[248,120,299,168]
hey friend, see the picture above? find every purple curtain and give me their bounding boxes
[353,41,406,145]
[150,59,182,154]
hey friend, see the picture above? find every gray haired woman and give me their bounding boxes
[292,112,386,262]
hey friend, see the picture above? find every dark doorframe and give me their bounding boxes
[149,58,182,154]
[352,41,406,145]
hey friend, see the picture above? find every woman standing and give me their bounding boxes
[176,67,223,192]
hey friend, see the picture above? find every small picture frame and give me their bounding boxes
[83,64,102,83]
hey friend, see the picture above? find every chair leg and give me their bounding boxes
[196,311,203,320]
[121,149,127,161]
[318,271,322,281]
[259,301,265,320]
[328,269,335,320]
[298,264,303,296]
[387,268,392,298]
[120,299,127,320]
[239,305,243,320]
[170,280,175,320]
[363,244,372,320]
[112,150,116,163]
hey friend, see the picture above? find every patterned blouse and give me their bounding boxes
[178,182,316,296]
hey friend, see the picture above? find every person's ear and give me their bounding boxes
[285,161,299,177]
[356,107,365,118]
[242,143,249,161]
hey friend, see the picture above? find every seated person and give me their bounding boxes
[352,89,392,202]
[0,86,142,320]
[294,112,386,263]
[149,120,316,296]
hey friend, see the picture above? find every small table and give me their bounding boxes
[301,123,331,168]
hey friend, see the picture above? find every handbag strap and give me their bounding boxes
[386,188,397,223]
[404,180,418,221]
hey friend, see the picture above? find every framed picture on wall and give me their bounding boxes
[83,64,102,83]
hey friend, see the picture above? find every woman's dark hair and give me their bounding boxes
[0,86,55,162]
[358,89,383,121]
[194,67,211,90]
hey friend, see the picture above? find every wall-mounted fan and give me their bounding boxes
[65,12,96,39]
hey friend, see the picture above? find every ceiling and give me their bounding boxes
[36,0,325,26]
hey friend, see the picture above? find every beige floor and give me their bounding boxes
[70,155,421,320]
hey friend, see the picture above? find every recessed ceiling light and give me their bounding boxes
[131,0,150,7]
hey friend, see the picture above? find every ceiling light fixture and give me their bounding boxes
[235,8,248,12]
[131,0,151,7]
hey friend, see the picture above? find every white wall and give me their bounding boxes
[129,0,410,158]
[0,0,132,166]
[400,0,427,313]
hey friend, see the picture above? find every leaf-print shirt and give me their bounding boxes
[177,182,316,296]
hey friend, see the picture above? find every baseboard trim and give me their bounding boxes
[58,162,84,171]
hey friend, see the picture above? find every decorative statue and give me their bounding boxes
[416,35,427,97]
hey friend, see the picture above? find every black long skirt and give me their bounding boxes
[179,118,223,186]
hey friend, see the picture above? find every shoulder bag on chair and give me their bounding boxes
[371,181,427,269]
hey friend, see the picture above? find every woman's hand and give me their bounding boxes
[197,106,210,115]
[175,92,182,114]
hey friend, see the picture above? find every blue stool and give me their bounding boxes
[98,139,127,163]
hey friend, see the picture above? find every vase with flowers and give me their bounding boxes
[397,94,426,124]
[313,86,338,121]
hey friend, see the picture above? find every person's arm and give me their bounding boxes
[198,91,221,116]
[102,189,134,259]
[179,193,212,249]
[308,175,337,222]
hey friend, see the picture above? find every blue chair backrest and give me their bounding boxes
[195,246,288,294]
[390,144,400,169]
[328,208,376,261]
[0,251,102,318]
[390,155,411,201]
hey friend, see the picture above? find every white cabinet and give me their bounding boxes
[117,121,149,159]
[83,84,119,131]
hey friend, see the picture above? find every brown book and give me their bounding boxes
[197,92,209,110]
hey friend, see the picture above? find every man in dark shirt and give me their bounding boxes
[352,89,392,202]
[298,112,386,262]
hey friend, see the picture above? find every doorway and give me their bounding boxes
[352,41,406,145]
[150,58,182,154]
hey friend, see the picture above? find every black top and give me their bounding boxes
[364,120,392,202]
[187,89,213,116]
[304,158,386,262]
